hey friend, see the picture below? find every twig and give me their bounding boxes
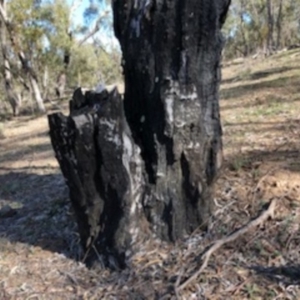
[176,198,277,291]
[214,200,236,217]
[78,11,109,47]
[232,277,251,295]
[70,0,83,22]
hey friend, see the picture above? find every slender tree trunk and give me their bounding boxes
[266,0,274,54]
[18,51,45,113]
[48,0,230,269]
[240,15,248,56]
[55,43,71,99]
[275,0,283,50]
[249,0,265,53]
[77,71,81,87]
[0,0,45,113]
[239,0,249,56]
[55,71,67,99]
[29,73,45,112]
[42,65,49,100]
[0,14,20,116]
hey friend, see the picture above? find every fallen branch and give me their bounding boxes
[176,198,277,291]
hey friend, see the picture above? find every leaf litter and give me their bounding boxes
[1,50,300,299]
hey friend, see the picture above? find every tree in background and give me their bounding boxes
[0,0,21,116]
[222,0,300,60]
[0,0,122,116]
[0,0,46,113]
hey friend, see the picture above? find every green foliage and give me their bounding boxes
[68,44,122,88]
[223,0,300,60]
[2,0,121,107]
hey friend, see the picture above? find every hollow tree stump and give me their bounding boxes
[48,0,231,269]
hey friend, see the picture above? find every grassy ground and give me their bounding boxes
[1,50,300,299]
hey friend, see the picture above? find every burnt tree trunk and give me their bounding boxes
[113,0,230,238]
[48,0,230,269]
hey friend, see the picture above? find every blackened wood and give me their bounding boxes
[48,88,147,268]
[48,0,231,269]
[113,0,230,240]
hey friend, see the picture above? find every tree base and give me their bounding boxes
[48,0,231,269]
[48,87,150,268]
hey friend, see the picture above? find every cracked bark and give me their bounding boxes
[48,0,230,269]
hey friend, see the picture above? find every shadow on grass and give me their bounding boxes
[0,170,81,260]
[225,147,300,174]
[221,96,300,113]
[0,141,53,164]
[0,110,48,122]
[0,127,49,144]
[222,65,300,85]
[250,265,300,285]
[224,121,281,127]
[223,119,300,135]
[221,75,300,101]
[0,165,58,171]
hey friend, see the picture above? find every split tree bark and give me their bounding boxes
[48,0,231,269]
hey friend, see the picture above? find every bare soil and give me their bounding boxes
[1,50,300,299]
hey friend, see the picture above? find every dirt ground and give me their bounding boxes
[1,50,300,299]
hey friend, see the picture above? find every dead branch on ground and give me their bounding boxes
[176,198,277,292]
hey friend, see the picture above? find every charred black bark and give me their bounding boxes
[48,0,230,268]
[113,0,230,240]
[48,88,147,268]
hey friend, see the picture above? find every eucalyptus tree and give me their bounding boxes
[0,0,116,115]
[0,0,46,112]
[223,0,300,59]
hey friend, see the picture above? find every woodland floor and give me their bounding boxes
[1,50,300,299]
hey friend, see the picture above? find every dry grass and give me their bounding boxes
[1,51,300,299]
